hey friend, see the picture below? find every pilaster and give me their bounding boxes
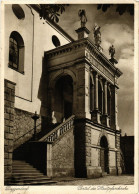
[111,85,119,130]
[76,63,91,119]
[91,72,101,123]
[101,80,110,127]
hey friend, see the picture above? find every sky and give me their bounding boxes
[59,4,134,136]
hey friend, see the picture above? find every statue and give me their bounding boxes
[52,111,57,124]
[109,45,115,59]
[109,45,118,64]
[78,9,87,27]
[93,23,103,51]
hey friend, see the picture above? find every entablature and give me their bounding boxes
[45,37,123,81]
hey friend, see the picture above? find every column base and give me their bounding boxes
[91,110,101,124]
[117,167,122,175]
[86,167,102,178]
[101,114,110,127]
[108,167,122,175]
[76,112,91,119]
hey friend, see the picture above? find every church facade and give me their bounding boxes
[4,4,123,184]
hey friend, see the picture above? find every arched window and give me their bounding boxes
[9,31,25,74]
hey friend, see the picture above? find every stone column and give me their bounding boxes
[94,72,98,110]
[90,81,94,112]
[91,72,101,123]
[101,80,109,127]
[111,85,119,130]
[104,81,108,115]
[76,63,91,119]
[4,79,16,182]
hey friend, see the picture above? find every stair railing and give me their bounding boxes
[39,115,75,142]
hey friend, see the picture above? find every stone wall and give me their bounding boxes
[74,119,121,178]
[116,133,122,174]
[52,128,74,177]
[4,79,16,179]
[13,108,41,149]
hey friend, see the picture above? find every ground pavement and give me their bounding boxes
[52,175,134,185]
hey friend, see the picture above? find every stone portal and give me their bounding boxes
[40,26,123,178]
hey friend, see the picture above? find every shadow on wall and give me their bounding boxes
[37,57,50,133]
[120,135,134,174]
[37,57,74,134]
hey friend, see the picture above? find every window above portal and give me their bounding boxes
[12,4,25,20]
[52,35,61,47]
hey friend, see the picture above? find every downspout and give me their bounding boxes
[115,130,118,175]
[114,68,118,175]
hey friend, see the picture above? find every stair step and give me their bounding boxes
[8,159,53,185]
[13,160,29,163]
[8,181,57,185]
[10,177,52,183]
[12,166,38,171]
[12,172,43,177]
[6,175,48,180]
[12,164,33,167]
[13,169,40,172]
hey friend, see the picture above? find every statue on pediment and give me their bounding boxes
[109,45,115,59]
[78,9,87,27]
[109,45,118,64]
[93,23,103,51]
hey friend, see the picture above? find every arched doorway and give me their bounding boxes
[53,75,73,123]
[100,136,109,173]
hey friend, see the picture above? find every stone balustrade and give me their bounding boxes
[39,115,75,142]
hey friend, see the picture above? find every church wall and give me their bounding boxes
[4,4,70,115]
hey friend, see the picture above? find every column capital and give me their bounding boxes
[102,78,107,84]
[92,71,98,77]
[111,84,119,90]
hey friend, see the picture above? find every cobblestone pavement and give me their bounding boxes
[53,175,134,185]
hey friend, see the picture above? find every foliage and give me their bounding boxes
[39,4,69,23]
[97,4,134,15]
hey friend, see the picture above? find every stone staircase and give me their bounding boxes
[6,115,75,185]
[6,160,57,185]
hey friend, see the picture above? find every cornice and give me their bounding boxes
[45,38,123,78]
[75,118,121,134]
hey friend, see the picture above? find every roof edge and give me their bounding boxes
[29,4,74,42]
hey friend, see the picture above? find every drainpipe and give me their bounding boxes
[114,68,119,175]
[115,130,118,175]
